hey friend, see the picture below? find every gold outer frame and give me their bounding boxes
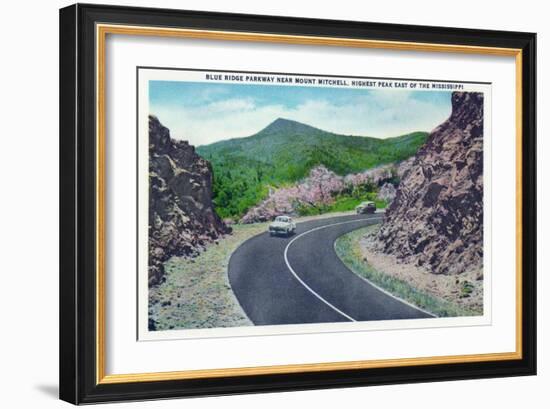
[95,23,523,385]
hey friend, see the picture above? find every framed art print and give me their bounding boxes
[59,3,536,404]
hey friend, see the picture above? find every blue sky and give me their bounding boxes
[149,80,451,146]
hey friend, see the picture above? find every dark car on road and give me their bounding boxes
[356,201,376,214]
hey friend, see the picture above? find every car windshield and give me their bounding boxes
[275,216,289,222]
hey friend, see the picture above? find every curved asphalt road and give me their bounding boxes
[228,213,432,325]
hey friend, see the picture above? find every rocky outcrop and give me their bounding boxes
[377,183,397,204]
[397,157,415,179]
[373,92,484,275]
[148,116,230,286]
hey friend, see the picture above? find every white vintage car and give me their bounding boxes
[268,216,296,236]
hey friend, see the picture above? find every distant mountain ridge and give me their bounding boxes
[199,118,427,171]
[201,118,322,147]
[195,118,428,219]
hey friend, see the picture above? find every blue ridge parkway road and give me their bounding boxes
[228,213,433,325]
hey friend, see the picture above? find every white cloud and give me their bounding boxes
[150,91,451,146]
[204,98,257,113]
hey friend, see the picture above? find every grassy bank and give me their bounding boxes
[334,226,481,317]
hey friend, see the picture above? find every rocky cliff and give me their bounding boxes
[377,183,397,203]
[148,116,230,286]
[374,92,484,275]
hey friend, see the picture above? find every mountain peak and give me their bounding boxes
[271,117,298,126]
[258,118,320,136]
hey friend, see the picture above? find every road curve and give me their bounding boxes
[228,213,432,326]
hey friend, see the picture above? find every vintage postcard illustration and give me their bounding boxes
[137,68,491,339]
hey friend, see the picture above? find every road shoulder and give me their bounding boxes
[334,225,483,317]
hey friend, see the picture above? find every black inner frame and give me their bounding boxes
[59,3,536,404]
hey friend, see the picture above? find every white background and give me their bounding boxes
[0,0,547,407]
